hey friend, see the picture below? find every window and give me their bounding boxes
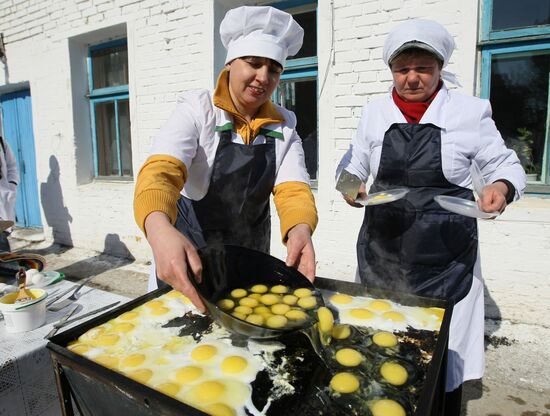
[272,1,318,185]
[480,1,550,187]
[87,39,132,178]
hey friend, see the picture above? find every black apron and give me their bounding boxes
[176,127,276,250]
[357,123,477,302]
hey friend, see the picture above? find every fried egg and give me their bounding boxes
[327,291,443,332]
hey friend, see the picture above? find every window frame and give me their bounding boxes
[480,4,550,189]
[480,0,550,42]
[272,0,319,186]
[87,38,131,178]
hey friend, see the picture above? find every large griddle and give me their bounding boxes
[47,248,452,416]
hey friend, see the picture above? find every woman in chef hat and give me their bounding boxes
[337,19,526,415]
[134,6,317,310]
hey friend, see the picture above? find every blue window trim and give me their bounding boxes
[87,38,130,177]
[481,0,550,42]
[271,0,314,10]
[480,40,550,98]
[481,40,550,185]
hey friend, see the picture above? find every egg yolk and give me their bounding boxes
[163,337,186,353]
[121,353,146,367]
[95,354,119,369]
[157,382,181,398]
[380,361,408,386]
[176,366,203,384]
[217,299,235,311]
[67,343,90,355]
[369,300,392,311]
[151,306,170,316]
[193,381,226,401]
[369,399,406,416]
[231,288,248,298]
[239,297,259,308]
[317,306,334,333]
[144,300,164,309]
[330,372,360,393]
[330,293,353,305]
[203,403,236,416]
[271,303,291,315]
[118,311,139,321]
[248,293,262,300]
[191,344,218,362]
[297,296,317,309]
[332,324,351,340]
[93,333,120,347]
[250,284,268,294]
[232,312,247,320]
[221,356,248,374]
[350,308,375,320]
[294,288,312,298]
[285,309,308,321]
[233,305,253,315]
[126,368,153,384]
[245,314,264,326]
[282,294,298,305]
[165,290,184,299]
[372,331,398,347]
[270,285,288,294]
[428,307,445,322]
[112,322,135,333]
[382,311,406,322]
[253,306,271,315]
[335,348,364,367]
[259,294,279,306]
[266,315,288,328]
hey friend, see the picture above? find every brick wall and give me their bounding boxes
[1,0,548,289]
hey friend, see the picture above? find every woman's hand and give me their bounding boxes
[285,223,316,282]
[342,184,367,208]
[145,211,206,312]
[479,182,508,216]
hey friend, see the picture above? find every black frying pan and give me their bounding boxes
[190,244,324,339]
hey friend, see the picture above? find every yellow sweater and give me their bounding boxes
[134,70,318,242]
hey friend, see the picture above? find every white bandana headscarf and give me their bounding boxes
[383,19,461,87]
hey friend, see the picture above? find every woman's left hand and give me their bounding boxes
[286,223,316,282]
[479,182,508,216]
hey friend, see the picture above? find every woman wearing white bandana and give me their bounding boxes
[337,19,526,414]
[134,6,317,311]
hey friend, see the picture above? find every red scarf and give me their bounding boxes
[392,81,443,124]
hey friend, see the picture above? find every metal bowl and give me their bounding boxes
[190,244,324,339]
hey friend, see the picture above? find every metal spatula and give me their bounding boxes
[48,275,96,311]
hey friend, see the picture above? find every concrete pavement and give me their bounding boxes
[6,230,550,416]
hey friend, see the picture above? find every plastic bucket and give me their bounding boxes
[0,289,47,333]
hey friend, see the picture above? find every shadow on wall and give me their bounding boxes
[40,155,73,251]
[56,233,135,281]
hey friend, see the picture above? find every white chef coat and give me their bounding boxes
[151,89,310,201]
[337,83,526,391]
[147,89,310,290]
[0,137,19,226]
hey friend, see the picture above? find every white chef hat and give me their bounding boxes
[383,19,456,68]
[220,6,304,67]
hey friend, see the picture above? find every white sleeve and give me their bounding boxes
[274,112,310,186]
[474,100,527,200]
[4,141,19,187]
[150,91,209,168]
[336,104,371,183]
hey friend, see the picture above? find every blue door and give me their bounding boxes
[0,90,42,227]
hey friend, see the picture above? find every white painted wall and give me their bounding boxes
[0,0,548,289]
